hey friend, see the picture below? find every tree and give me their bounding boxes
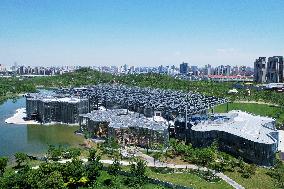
[62,148,81,160]
[86,160,102,182]
[14,152,29,168]
[108,158,121,176]
[124,159,147,187]
[47,145,63,161]
[43,171,66,189]
[61,159,84,183]
[164,149,172,161]
[86,148,103,182]
[131,159,147,182]
[99,137,119,157]
[88,148,100,162]
[152,152,162,165]
[0,157,8,176]
[240,164,256,178]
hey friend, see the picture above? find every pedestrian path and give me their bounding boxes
[31,153,245,189]
[136,152,245,189]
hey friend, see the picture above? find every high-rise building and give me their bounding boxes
[204,64,212,75]
[215,65,225,75]
[0,64,6,72]
[254,57,267,83]
[232,66,239,75]
[180,62,188,75]
[190,66,198,76]
[267,56,284,83]
[224,65,231,76]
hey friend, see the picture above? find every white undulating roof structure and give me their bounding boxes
[81,109,168,132]
[192,110,278,145]
[27,93,85,103]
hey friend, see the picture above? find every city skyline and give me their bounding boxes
[1,0,284,67]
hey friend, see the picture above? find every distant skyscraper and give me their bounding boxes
[204,64,212,75]
[0,64,6,72]
[180,62,189,75]
[215,65,225,75]
[190,66,198,76]
[19,66,24,75]
[123,64,128,73]
[232,66,239,75]
[254,57,267,83]
[225,65,231,76]
[266,56,284,83]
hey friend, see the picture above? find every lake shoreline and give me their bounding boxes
[5,108,40,125]
[5,107,80,126]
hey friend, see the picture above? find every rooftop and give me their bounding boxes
[192,110,278,145]
[81,109,168,132]
[56,84,227,115]
[26,93,87,103]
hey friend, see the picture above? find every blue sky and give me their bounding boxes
[0,0,284,67]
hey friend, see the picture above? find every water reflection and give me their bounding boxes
[27,125,82,147]
[0,95,84,157]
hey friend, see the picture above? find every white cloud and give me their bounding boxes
[173,51,181,56]
[216,48,237,54]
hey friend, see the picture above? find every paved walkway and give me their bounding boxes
[136,152,245,189]
[32,153,245,189]
[234,100,279,106]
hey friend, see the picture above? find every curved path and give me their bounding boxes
[233,100,279,106]
[136,152,245,189]
[35,153,245,189]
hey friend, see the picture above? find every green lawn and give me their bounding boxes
[119,166,233,189]
[146,169,233,189]
[213,102,284,126]
[224,167,278,189]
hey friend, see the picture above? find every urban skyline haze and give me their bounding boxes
[1,0,284,67]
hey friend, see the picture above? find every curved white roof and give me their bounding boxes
[192,110,278,145]
[81,109,168,131]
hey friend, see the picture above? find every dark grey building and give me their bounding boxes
[180,62,189,75]
[254,57,267,83]
[79,109,169,149]
[266,56,284,83]
[191,110,278,166]
[26,94,89,124]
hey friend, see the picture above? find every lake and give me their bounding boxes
[0,96,84,158]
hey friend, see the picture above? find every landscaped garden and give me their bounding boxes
[145,139,284,189]
[0,147,169,189]
[1,69,284,188]
[147,168,233,189]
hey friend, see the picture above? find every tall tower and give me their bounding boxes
[266,56,284,83]
[254,57,266,83]
[180,62,189,75]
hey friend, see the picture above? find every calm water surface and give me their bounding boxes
[0,96,84,157]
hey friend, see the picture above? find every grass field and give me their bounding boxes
[213,102,284,126]
[119,166,233,189]
[146,169,233,189]
[224,167,278,189]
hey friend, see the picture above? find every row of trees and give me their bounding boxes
[28,68,284,106]
[0,77,36,103]
[47,145,81,161]
[0,147,152,189]
[1,68,284,111]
